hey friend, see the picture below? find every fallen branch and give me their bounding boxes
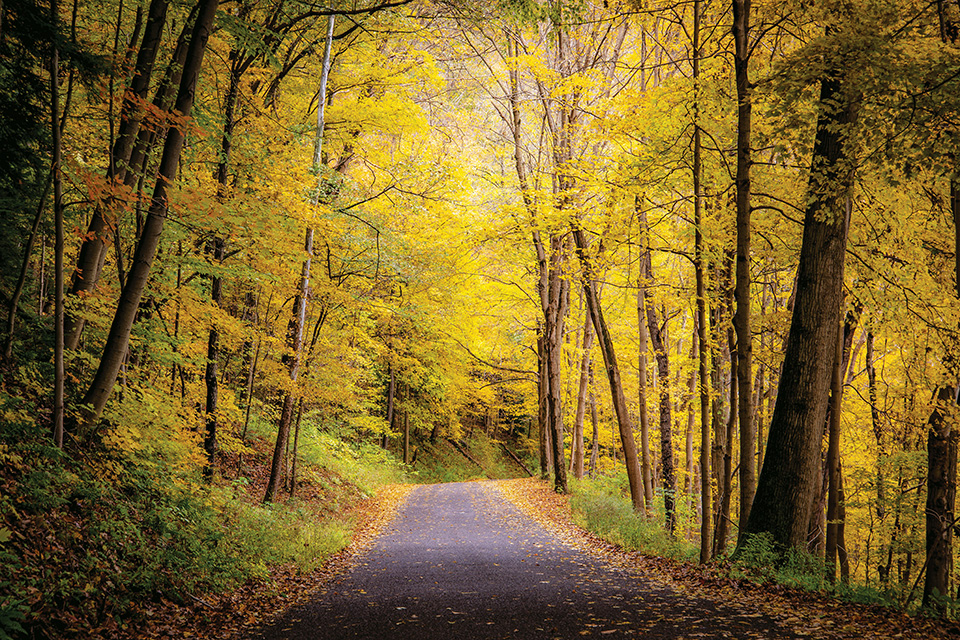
[447,438,483,469]
[501,442,533,477]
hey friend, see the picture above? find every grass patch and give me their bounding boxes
[569,473,697,562]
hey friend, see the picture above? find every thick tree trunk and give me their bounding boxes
[742,64,859,552]
[77,0,219,431]
[923,385,958,612]
[733,0,756,535]
[573,225,643,511]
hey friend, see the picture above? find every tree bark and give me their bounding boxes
[383,362,395,448]
[588,364,599,477]
[77,0,219,431]
[741,61,859,552]
[733,0,756,535]
[826,306,857,580]
[51,0,64,447]
[645,276,676,531]
[264,228,313,502]
[572,224,643,511]
[572,310,593,479]
[636,200,655,511]
[545,242,569,494]
[922,385,958,612]
[63,0,171,350]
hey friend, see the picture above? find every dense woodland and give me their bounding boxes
[1,0,959,636]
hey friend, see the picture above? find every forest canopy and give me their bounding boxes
[1,0,959,634]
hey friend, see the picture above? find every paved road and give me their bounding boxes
[250,481,794,639]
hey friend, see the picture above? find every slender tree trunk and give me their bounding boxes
[637,200,655,511]
[685,322,696,509]
[51,0,64,447]
[77,0,219,431]
[264,229,313,502]
[403,385,410,465]
[573,225,643,511]
[825,317,844,581]
[545,244,569,494]
[538,333,551,478]
[383,362,395,448]
[646,292,676,531]
[266,14,333,502]
[733,0,756,534]
[289,398,303,496]
[826,306,858,579]
[572,311,594,479]
[716,334,737,556]
[589,364,599,477]
[691,0,710,555]
[63,0,171,350]
[742,58,859,552]
[3,175,50,361]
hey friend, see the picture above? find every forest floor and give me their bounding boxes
[201,477,956,640]
[500,478,958,640]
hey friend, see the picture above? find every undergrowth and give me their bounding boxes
[569,473,910,611]
[0,392,406,640]
[569,473,698,562]
[412,432,524,483]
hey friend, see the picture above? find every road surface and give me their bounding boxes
[250,481,794,639]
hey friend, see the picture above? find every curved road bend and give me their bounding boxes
[250,481,795,640]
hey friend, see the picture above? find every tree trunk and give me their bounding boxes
[637,277,655,510]
[741,60,859,552]
[545,243,568,494]
[691,0,710,556]
[637,200,655,511]
[825,316,844,581]
[383,362,395,449]
[715,335,737,557]
[403,396,410,466]
[51,0,64,447]
[733,0,756,535]
[289,398,303,496]
[573,225,643,511]
[645,281,676,531]
[264,228,313,503]
[77,0,219,431]
[589,364,599,477]
[923,385,958,613]
[572,310,593,479]
[826,306,858,579]
[63,0,171,350]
